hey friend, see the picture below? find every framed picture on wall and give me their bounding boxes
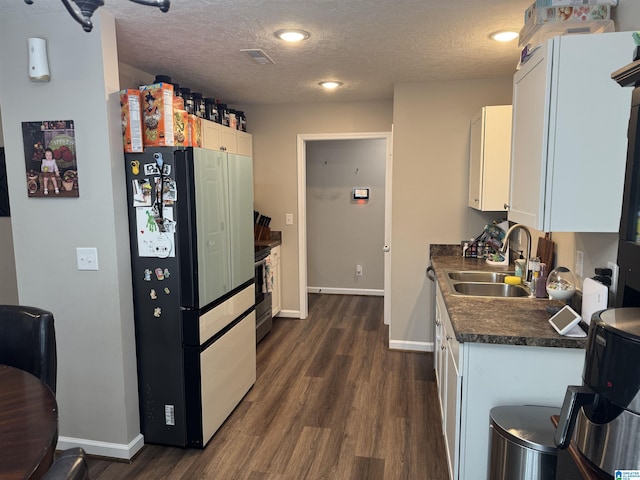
[21,120,79,198]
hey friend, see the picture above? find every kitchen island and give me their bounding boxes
[430,254,587,480]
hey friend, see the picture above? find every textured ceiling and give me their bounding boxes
[2,0,534,105]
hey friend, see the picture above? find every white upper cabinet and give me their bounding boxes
[201,119,252,156]
[509,32,635,232]
[468,105,512,211]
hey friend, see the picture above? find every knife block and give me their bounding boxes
[255,225,271,241]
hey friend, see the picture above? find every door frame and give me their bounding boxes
[296,132,392,323]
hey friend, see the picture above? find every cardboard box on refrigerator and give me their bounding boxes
[173,109,190,147]
[188,115,202,147]
[139,82,175,147]
[523,2,611,24]
[173,96,185,111]
[533,0,617,7]
[519,3,613,46]
[119,89,143,153]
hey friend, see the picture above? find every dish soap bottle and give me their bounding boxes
[514,251,526,281]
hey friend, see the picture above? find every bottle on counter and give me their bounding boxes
[528,257,541,296]
[477,242,485,259]
[536,263,548,298]
[515,251,526,281]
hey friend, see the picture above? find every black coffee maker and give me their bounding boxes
[555,307,640,475]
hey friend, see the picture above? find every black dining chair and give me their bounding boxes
[0,304,57,393]
[43,447,89,480]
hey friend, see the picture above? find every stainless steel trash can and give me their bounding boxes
[488,405,560,480]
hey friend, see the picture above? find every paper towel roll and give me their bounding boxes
[582,278,608,325]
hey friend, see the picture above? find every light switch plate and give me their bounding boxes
[77,247,99,271]
[285,213,294,225]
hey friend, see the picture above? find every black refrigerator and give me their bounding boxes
[614,49,640,307]
[124,146,256,447]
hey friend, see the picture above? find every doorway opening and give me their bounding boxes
[296,132,392,324]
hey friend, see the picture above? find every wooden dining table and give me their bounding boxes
[0,365,58,480]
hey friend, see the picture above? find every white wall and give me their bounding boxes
[0,10,141,458]
[612,2,640,32]
[238,101,393,316]
[306,138,386,293]
[391,78,514,348]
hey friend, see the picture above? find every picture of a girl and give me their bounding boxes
[40,148,60,195]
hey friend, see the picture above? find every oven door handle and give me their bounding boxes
[254,258,267,268]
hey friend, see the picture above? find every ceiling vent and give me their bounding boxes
[241,49,275,65]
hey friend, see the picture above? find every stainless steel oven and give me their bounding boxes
[254,246,272,343]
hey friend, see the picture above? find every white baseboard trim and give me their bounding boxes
[307,287,384,296]
[275,309,301,318]
[57,433,145,460]
[389,340,433,352]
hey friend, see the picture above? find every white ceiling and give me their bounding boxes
[0,0,556,105]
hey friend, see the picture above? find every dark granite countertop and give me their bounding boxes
[255,231,282,248]
[431,255,587,349]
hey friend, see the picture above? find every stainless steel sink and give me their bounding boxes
[444,269,529,298]
[447,271,514,283]
[452,282,529,298]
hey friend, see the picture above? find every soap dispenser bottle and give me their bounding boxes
[514,251,526,281]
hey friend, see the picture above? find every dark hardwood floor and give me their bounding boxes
[88,294,448,479]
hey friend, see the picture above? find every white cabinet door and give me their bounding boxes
[201,119,223,151]
[509,32,634,232]
[237,130,253,157]
[445,334,461,480]
[435,283,461,480]
[434,285,446,424]
[201,119,251,155]
[200,311,256,444]
[469,106,512,211]
[221,127,238,154]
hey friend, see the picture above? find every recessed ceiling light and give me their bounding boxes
[490,30,519,42]
[319,81,343,90]
[274,29,310,42]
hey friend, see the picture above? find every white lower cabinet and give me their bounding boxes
[434,282,585,479]
[435,286,461,480]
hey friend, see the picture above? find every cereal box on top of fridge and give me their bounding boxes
[119,89,143,153]
[139,82,174,147]
[189,115,202,148]
[174,109,190,147]
[173,95,185,112]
